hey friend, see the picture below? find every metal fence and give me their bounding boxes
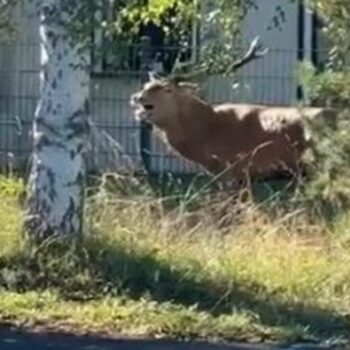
[0,39,311,178]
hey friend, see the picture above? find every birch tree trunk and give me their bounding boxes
[25,0,90,239]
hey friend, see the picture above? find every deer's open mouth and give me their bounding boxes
[131,103,154,122]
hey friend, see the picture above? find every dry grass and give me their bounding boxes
[0,174,349,346]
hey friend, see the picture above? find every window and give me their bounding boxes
[91,0,199,74]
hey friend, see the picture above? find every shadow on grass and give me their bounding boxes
[0,230,349,343]
[84,237,349,342]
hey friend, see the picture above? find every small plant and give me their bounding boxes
[297,61,350,108]
[296,62,350,214]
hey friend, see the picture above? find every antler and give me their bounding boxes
[228,36,269,72]
[166,36,268,83]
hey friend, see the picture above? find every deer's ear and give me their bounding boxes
[163,84,174,93]
[160,80,175,93]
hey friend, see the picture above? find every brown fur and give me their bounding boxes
[130,80,336,182]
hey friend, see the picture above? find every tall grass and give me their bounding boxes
[0,174,350,345]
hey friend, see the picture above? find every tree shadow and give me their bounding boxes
[81,237,350,343]
[0,234,349,344]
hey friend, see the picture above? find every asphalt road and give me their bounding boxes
[0,328,336,350]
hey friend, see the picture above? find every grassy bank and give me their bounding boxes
[0,175,349,346]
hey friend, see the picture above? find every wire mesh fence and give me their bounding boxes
[0,40,311,178]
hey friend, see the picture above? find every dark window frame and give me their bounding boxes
[91,2,199,77]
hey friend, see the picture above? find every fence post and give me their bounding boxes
[297,0,305,101]
[139,36,153,174]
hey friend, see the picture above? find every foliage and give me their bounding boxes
[3,0,348,75]
[103,0,350,77]
[296,83,350,212]
[298,61,350,107]
[0,0,18,39]
[27,0,260,75]
[93,0,259,75]
[143,0,259,77]
[294,1,350,211]
[298,108,350,213]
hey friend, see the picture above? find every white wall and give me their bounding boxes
[202,0,300,105]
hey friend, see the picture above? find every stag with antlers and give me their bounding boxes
[131,37,337,184]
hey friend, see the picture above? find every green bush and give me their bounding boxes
[296,62,350,213]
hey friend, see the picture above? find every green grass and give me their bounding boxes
[0,175,350,346]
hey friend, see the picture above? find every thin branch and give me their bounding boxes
[166,36,268,83]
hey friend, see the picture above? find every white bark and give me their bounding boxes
[25,0,90,239]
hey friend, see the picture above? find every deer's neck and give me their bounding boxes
[162,95,214,160]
